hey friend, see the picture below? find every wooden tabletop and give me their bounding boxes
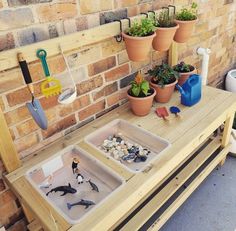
[5,86,236,231]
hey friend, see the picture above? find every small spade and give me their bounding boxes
[169,106,181,117]
[156,107,169,121]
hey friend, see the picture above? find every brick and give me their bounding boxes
[29,55,66,82]
[15,132,40,153]
[0,69,24,94]
[0,33,15,51]
[0,1,3,8]
[93,82,118,101]
[76,16,88,31]
[88,56,116,76]
[0,97,5,111]
[37,2,77,23]
[87,13,100,28]
[101,39,125,57]
[0,201,18,226]
[107,89,127,106]
[118,51,129,65]
[44,107,58,123]
[131,55,151,72]
[67,46,102,68]
[78,100,105,121]
[48,24,59,38]
[100,9,128,24]
[63,19,77,34]
[4,106,31,126]
[40,95,58,110]
[0,178,6,192]
[115,0,138,8]
[8,0,52,7]
[0,8,34,31]
[105,63,130,82]
[139,3,152,12]
[42,114,76,138]
[120,72,137,88]
[59,94,90,117]
[128,6,139,17]
[80,0,113,14]
[15,119,38,137]
[77,75,103,95]
[0,190,17,205]
[7,218,27,231]
[96,104,119,118]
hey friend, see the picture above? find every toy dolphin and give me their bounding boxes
[87,179,99,192]
[67,199,95,210]
[46,183,77,196]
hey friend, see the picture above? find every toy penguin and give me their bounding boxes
[75,168,84,184]
[72,158,80,174]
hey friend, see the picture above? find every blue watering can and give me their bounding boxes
[176,74,202,107]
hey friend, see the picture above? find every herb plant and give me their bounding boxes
[154,10,176,28]
[173,61,194,73]
[126,18,155,37]
[130,72,150,97]
[176,2,198,21]
[148,63,179,87]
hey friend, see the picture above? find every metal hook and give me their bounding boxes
[168,5,176,15]
[114,20,123,43]
[162,7,170,16]
[140,12,149,18]
[148,10,156,17]
[123,17,131,28]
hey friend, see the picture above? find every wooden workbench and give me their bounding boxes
[4,86,236,231]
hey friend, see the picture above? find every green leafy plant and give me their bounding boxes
[126,18,155,37]
[173,61,195,73]
[176,2,198,21]
[130,72,150,97]
[148,63,179,87]
[154,10,176,28]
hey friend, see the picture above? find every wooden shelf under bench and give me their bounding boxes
[4,86,236,231]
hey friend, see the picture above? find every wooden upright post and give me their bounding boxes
[0,107,21,173]
[168,42,178,66]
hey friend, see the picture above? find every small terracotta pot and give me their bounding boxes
[177,67,196,86]
[127,88,156,116]
[174,19,197,43]
[152,24,179,52]
[150,79,177,103]
[122,32,156,62]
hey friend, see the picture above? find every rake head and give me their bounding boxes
[41,77,62,97]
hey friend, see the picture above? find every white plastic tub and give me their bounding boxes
[85,119,171,173]
[26,145,124,224]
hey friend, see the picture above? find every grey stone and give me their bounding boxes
[8,0,52,7]
[120,72,137,88]
[48,24,58,38]
[0,33,15,51]
[100,9,128,25]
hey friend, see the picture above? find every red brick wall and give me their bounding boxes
[0,0,235,229]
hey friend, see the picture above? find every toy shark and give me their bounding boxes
[67,199,95,210]
[46,183,77,196]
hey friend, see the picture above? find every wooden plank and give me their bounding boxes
[11,177,71,231]
[148,144,230,231]
[27,220,44,231]
[22,203,35,223]
[0,108,21,173]
[121,138,221,231]
[0,10,162,72]
[168,42,178,66]
[221,113,235,148]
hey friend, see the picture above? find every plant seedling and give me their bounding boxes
[170,106,181,117]
[156,107,169,121]
[175,2,198,21]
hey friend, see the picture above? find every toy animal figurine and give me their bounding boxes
[76,174,84,184]
[67,199,95,210]
[39,175,53,189]
[72,158,80,174]
[87,179,99,192]
[46,183,77,196]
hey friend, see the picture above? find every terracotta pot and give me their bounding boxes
[150,79,177,103]
[177,67,196,86]
[174,19,197,43]
[152,24,179,52]
[127,88,156,116]
[122,32,156,62]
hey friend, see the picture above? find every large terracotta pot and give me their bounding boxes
[127,88,156,116]
[122,32,156,62]
[152,24,179,52]
[177,66,196,86]
[174,19,197,43]
[150,79,177,103]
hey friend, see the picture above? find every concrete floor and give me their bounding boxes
[161,156,236,231]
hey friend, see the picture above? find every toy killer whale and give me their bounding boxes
[46,183,77,196]
[67,199,95,210]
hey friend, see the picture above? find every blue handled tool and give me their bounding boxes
[170,106,181,117]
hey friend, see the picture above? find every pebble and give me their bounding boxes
[101,134,151,164]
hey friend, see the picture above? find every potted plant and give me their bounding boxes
[148,63,179,103]
[174,2,198,43]
[122,18,156,62]
[127,72,156,116]
[173,61,196,86]
[152,10,179,51]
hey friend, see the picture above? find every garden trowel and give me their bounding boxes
[18,53,48,130]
